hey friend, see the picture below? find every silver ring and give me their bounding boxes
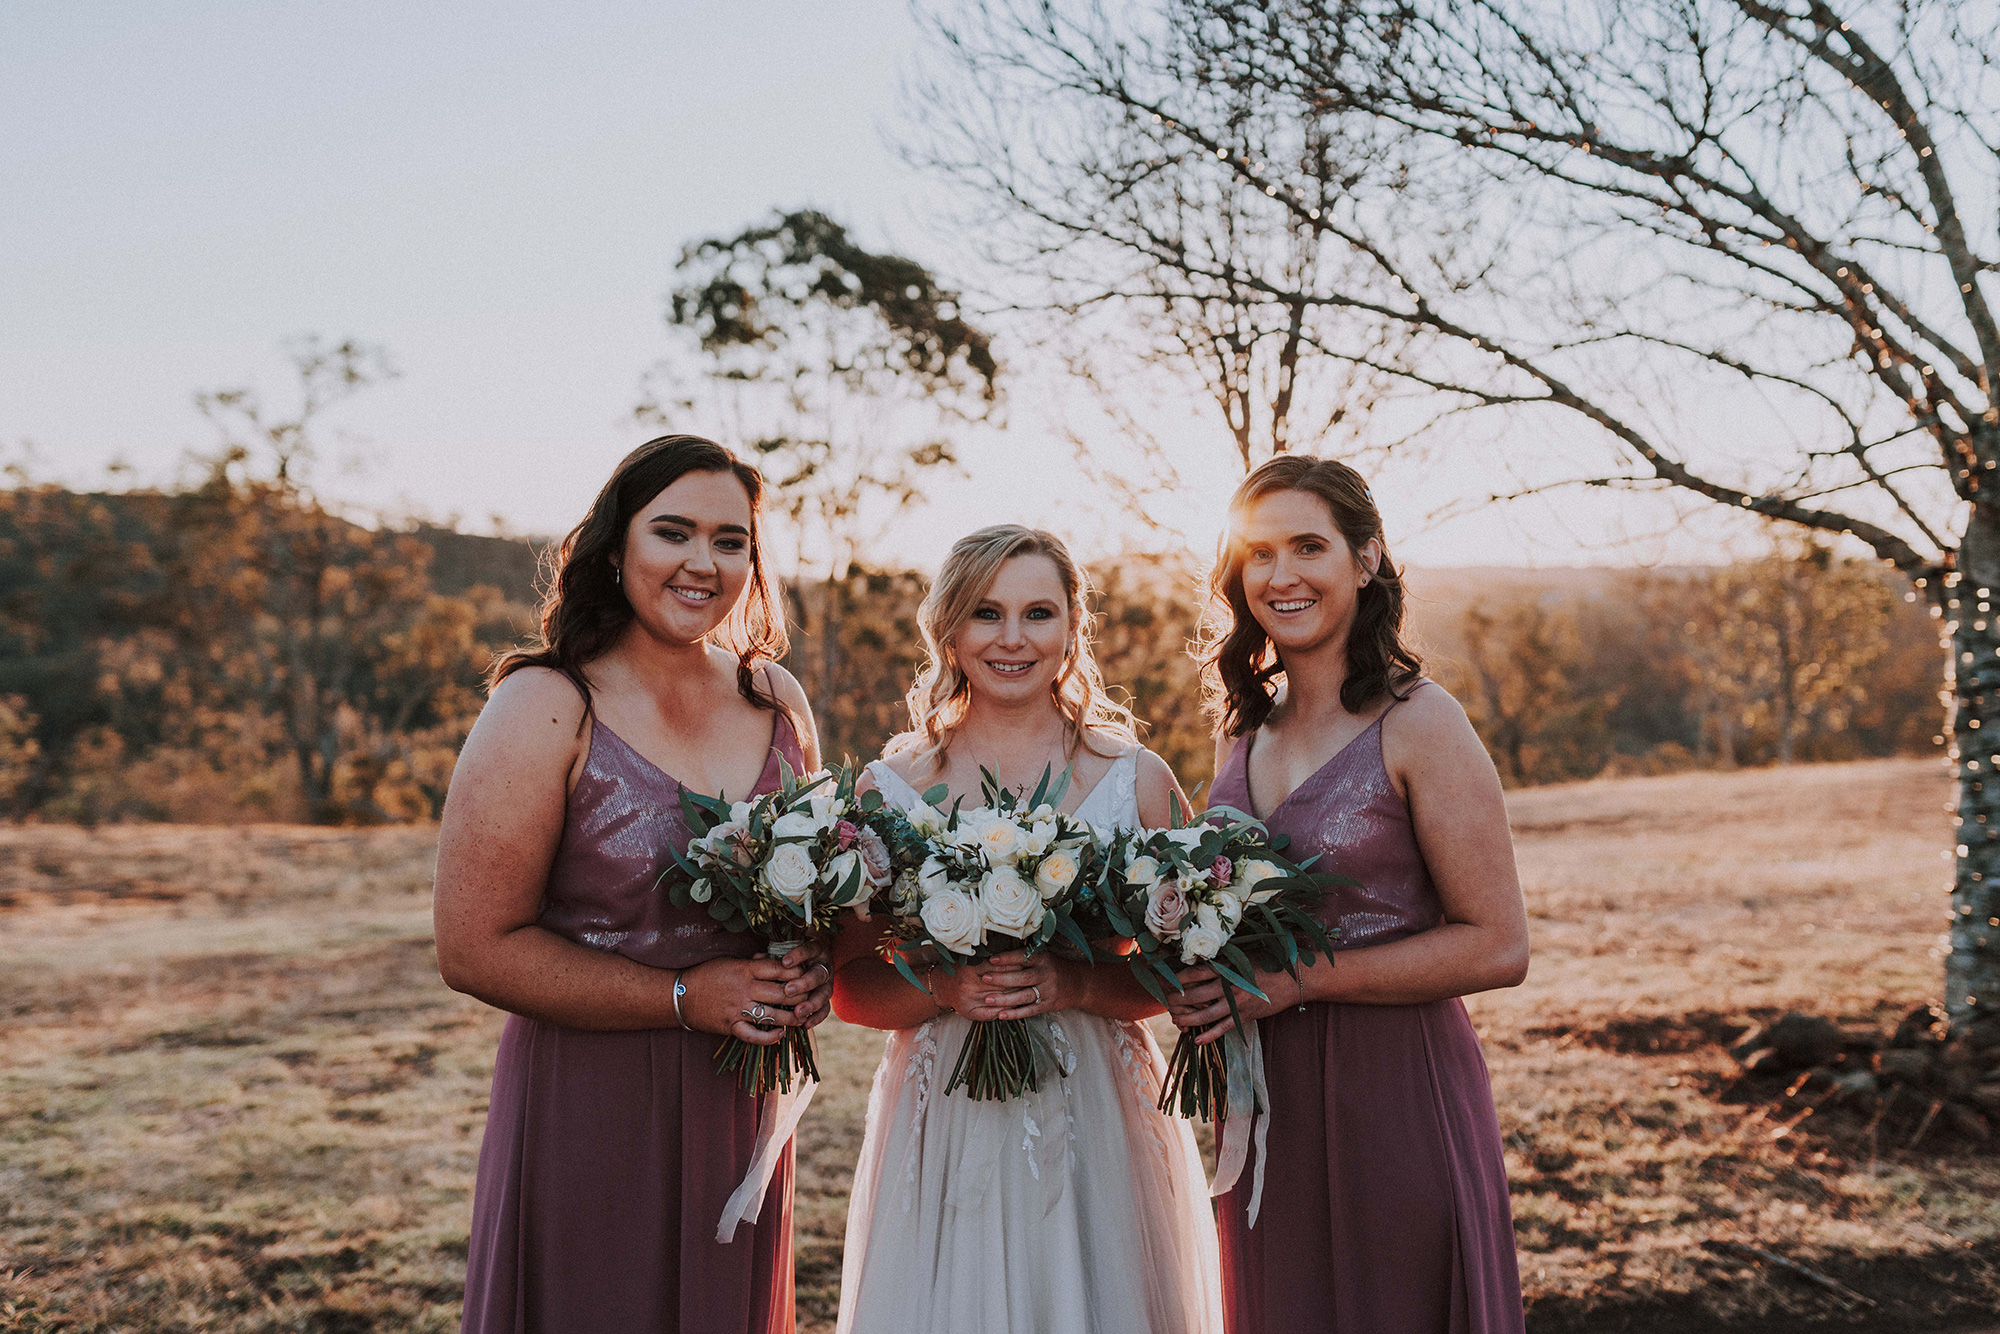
[749,1003,767,1022]
[1031,985,1042,1005]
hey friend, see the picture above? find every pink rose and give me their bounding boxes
[835,819,860,851]
[856,826,893,887]
[1144,878,1188,939]
[1209,855,1233,888]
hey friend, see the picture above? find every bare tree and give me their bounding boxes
[927,1,1998,1033]
[643,210,1000,738]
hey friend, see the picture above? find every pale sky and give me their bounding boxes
[2,1,1772,572]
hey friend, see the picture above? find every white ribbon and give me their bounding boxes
[1208,1018,1272,1228]
[716,1078,816,1242]
[716,939,817,1243]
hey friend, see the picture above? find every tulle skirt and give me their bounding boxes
[837,1010,1222,1334]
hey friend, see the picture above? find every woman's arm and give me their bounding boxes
[1133,747,1195,829]
[433,670,812,1039]
[1165,685,1529,1037]
[831,917,1044,1028]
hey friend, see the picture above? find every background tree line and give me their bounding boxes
[0,460,1937,824]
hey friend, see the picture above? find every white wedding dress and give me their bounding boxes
[838,750,1223,1334]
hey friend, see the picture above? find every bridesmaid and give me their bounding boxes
[1165,454,1529,1334]
[434,435,833,1334]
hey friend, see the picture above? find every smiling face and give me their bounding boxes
[951,553,1073,708]
[1233,487,1379,656]
[615,468,755,646]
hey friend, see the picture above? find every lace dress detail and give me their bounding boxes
[838,750,1222,1334]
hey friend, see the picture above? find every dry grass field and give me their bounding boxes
[2,757,1994,1333]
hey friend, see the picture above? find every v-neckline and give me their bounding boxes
[1239,710,1385,823]
[593,710,787,803]
[874,746,1135,820]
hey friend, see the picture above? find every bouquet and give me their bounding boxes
[875,766,1108,1101]
[1093,800,1343,1121]
[662,760,912,1093]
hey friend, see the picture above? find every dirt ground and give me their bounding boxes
[1,757,1994,1332]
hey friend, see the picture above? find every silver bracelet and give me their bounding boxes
[672,969,689,1029]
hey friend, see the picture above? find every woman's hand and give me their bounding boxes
[1163,962,1303,1044]
[779,940,834,1029]
[680,955,810,1043]
[979,949,1079,1022]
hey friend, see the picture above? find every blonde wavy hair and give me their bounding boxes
[893,525,1137,768]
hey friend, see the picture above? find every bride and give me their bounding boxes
[831,524,1222,1334]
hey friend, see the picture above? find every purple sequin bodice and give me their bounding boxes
[536,710,803,970]
[1211,690,1442,951]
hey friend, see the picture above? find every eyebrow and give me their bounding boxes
[651,513,751,536]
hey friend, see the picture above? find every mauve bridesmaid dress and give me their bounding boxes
[459,710,804,1334]
[1208,684,1524,1334]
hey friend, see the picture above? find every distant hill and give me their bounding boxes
[411,526,546,606]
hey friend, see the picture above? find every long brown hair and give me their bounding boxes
[892,524,1135,767]
[492,435,788,717]
[1200,455,1423,737]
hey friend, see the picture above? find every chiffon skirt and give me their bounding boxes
[1215,998,1523,1334]
[838,1010,1223,1334]
[461,1015,794,1334]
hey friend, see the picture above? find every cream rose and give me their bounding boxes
[1144,877,1188,938]
[975,814,1027,865]
[770,809,819,841]
[763,842,819,906]
[1179,903,1228,964]
[1033,847,1079,900]
[1162,826,1207,851]
[921,886,985,955]
[981,866,1044,938]
[918,854,953,899]
[1237,858,1289,903]
[1213,886,1247,929]
[1123,854,1162,888]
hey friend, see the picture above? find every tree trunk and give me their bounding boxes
[1949,503,2000,1039]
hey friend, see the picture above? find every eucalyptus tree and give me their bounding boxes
[928,1,1995,1031]
[648,210,1000,749]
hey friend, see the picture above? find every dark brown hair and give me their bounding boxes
[492,435,788,717]
[1200,454,1424,737]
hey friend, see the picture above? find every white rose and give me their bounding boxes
[1163,826,1207,851]
[1024,819,1057,856]
[809,794,845,826]
[980,866,1045,939]
[689,877,712,903]
[921,887,985,955]
[1027,802,1057,823]
[918,854,953,899]
[728,800,755,824]
[1237,858,1288,903]
[1033,848,1080,900]
[1179,903,1228,964]
[1123,854,1162,888]
[1212,886,1246,929]
[827,849,864,899]
[762,843,819,906]
[976,815,1026,865]
[770,809,818,841]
